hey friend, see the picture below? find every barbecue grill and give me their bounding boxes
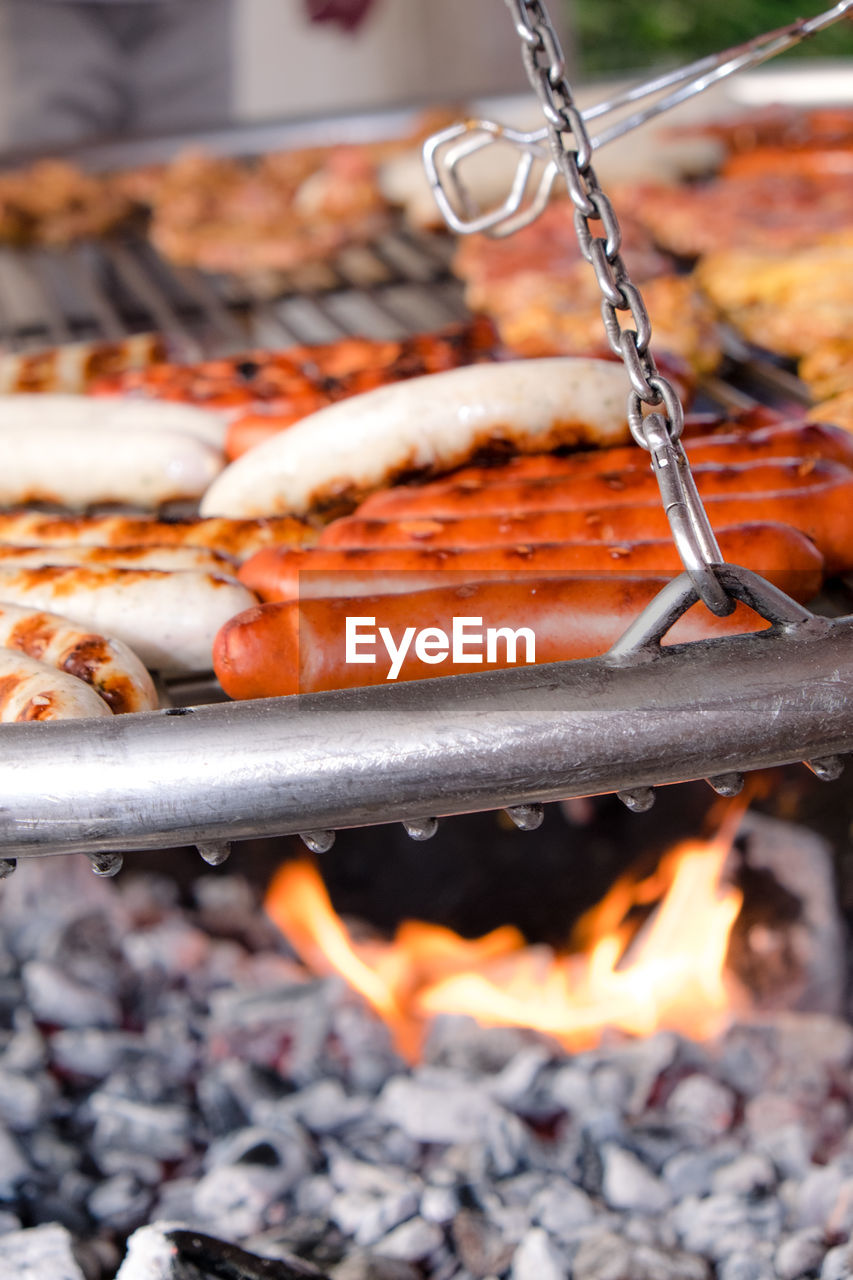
[0,0,852,871]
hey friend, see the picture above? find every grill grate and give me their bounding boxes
[0,225,469,358]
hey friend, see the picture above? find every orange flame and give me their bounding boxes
[265,831,744,1058]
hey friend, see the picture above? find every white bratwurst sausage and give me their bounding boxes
[0,648,113,721]
[0,512,314,561]
[0,396,226,509]
[0,394,226,447]
[0,543,236,574]
[0,566,256,675]
[0,601,158,713]
[199,357,634,519]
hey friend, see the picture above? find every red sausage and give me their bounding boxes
[238,522,823,604]
[214,576,770,700]
[317,476,853,572]
[356,421,853,517]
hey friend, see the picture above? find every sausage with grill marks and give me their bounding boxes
[199,358,636,519]
[239,522,824,604]
[0,543,237,574]
[0,601,157,713]
[0,565,257,675]
[356,421,853,518]
[0,648,113,721]
[343,458,850,521]
[318,475,853,572]
[0,512,315,562]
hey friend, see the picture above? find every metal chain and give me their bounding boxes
[504,0,734,616]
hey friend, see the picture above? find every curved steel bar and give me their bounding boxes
[1,609,852,858]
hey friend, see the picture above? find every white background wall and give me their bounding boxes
[232,0,575,121]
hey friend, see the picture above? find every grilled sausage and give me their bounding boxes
[0,543,236,574]
[318,475,853,572]
[0,512,315,561]
[356,421,853,517]
[213,577,769,700]
[238,522,823,604]
[0,393,227,448]
[342,459,850,521]
[199,358,636,519]
[0,421,222,508]
[0,601,157,713]
[0,565,257,674]
[0,648,113,721]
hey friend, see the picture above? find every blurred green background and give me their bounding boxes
[571,0,853,74]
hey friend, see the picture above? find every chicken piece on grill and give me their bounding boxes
[0,160,134,245]
[625,172,853,257]
[144,145,390,280]
[695,231,853,360]
[453,199,721,374]
[799,339,853,401]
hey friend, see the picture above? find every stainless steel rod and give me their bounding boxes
[2,616,852,858]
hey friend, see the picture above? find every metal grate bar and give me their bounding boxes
[103,241,202,355]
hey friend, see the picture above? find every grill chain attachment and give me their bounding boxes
[501,0,734,614]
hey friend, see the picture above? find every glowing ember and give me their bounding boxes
[265,832,744,1057]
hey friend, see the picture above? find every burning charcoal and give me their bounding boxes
[330,1002,400,1094]
[329,1189,420,1248]
[372,1217,444,1262]
[332,1120,421,1171]
[205,1122,313,1190]
[0,1123,32,1195]
[49,1028,148,1080]
[716,1249,778,1280]
[745,1094,814,1177]
[665,1074,737,1138]
[150,1178,199,1226]
[329,1254,420,1280]
[0,858,120,963]
[420,1186,459,1227]
[571,1230,711,1280]
[378,1073,521,1150]
[192,1162,297,1238]
[794,1164,848,1228]
[123,919,212,979]
[424,1018,537,1074]
[0,1211,21,1234]
[672,1193,785,1260]
[88,1093,194,1162]
[529,1178,595,1241]
[0,1222,87,1280]
[826,1178,853,1237]
[255,1080,370,1136]
[820,1240,853,1280]
[510,1226,567,1280]
[485,1045,553,1108]
[451,1207,514,1277]
[547,1063,595,1115]
[775,1229,828,1280]
[0,1013,45,1074]
[22,959,120,1029]
[0,1067,57,1131]
[601,1144,672,1214]
[97,1148,164,1186]
[711,1152,777,1197]
[294,1174,336,1217]
[87,1172,153,1234]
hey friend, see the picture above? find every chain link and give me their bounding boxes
[504,0,733,616]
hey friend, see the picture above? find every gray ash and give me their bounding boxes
[0,811,851,1279]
